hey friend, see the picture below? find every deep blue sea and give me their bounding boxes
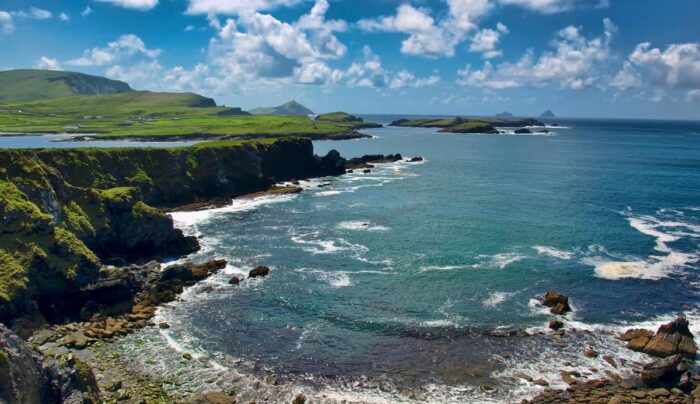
[9,118,700,402]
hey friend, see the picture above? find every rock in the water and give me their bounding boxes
[228,276,241,285]
[293,393,307,404]
[541,291,571,315]
[363,169,371,174]
[409,157,424,162]
[514,128,532,134]
[641,354,684,388]
[249,265,270,278]
[548,320,564,330]
[183,392,236,404]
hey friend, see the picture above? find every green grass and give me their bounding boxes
[0,93,374,140]
[0,69,132,102]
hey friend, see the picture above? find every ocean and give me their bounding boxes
[96,117,699,402]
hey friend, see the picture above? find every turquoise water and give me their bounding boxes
[125,119,700,401]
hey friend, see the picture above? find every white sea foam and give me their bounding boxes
[479,252,527,269]
[483,291,515,307]
[170,193,299,232]
[291,232,369,256]
[532,245,574,260]
[420,264,472,272]
[337,220,389,232]
[584,209,699,280]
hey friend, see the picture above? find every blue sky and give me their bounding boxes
[1,0,699,119]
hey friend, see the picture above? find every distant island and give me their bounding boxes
[250,100,314,116]
[540,110,555,118]
[495,111,514,117]
[390,116,544,134]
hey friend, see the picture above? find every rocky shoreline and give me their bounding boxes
[0,150,421,403]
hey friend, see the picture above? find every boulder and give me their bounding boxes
[622,316,697,359]
[228,277,241,285]
[363,169,371,174]
[641,354,684,388]
[541,291,571,315]
[514,128,532,134]
[409,157,424,162]
[548,320,564,330]
[249,266,270,278]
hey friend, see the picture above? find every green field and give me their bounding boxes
[0,92,376,141]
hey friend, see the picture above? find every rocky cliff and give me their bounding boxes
[0,138,343,324]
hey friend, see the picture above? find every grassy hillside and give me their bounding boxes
[250,100,314,116]
[0,93,375,140]
[0,69,132,102]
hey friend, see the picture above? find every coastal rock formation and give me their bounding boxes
[0,323,98,403]
[514,128,532,134]
[0,138,347,324]
[621,315,697,358]
[249,266,270,278]
[344,154,403,170]
[541,291,572,315]
[641,354,688,388]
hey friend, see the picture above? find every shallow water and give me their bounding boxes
[0,133,198,148]
[132,117,698,402]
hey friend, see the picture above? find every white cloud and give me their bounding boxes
[95,0,159,11]
[346,46,440,89]
[59,12,70,22]
[208,0,346,83]
[628,42,700,90]
[186,0,301,15]
[469,22,508,59]
[294,61,343,85]
[36,56,62,70]
[358,1,491,58]
[458,19,616,90]
[0,11,14,36]
[67,34,162,66]
[687,89,700,103]
[81,6,94,17]
[12,7,53,20]
[498,0,576,14]
[609,61,641,91]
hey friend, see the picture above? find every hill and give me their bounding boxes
[0,69,132,102]
[540,110,555,118]
[495,111,514,117]
[250,100,314,116]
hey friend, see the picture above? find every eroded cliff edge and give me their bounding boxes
[0,138,346,325]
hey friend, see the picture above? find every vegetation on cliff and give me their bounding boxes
[0,137,336,323]
[315,112,382,129]
[390,116,545,133]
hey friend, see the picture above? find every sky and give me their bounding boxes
[0,0,699,119]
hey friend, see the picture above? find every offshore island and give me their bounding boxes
[1,70,699,404]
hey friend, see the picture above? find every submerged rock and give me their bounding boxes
[514,128,532,134]
[249,265,270,278]
[409,156,424,162]
[541,291,571,315]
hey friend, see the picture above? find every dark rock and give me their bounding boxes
[363,169,371,174]
[541,291,571,315]
[249,266,270,278]
[158,322,170,329]
[548,320,564,330]
[641,354,684,388]
[514,128,532,134]
[584,348,598,358]
[533,379,549,386]
[228,277,241,285]
[293,393,307,404]
[409,157,424,162]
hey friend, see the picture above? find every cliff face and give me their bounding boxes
[0,138,331,323]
